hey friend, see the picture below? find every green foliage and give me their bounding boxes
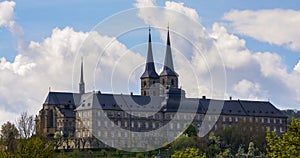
[183,124,198,137]
[171,134,197,150]
[171,147,206,158]
[16,137,54,158]
[266,118,300,158]
[1,121,19,153]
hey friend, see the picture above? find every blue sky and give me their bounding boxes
[1,0,300,124]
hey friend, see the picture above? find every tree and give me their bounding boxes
[171,134,197,150]
[16,137,54,158]
[235,146,246,158]
[171,147,206,158]
[266,118,300,158]
[16,112,35,139]
[247,142,255,158]
[54,131,63,149]
[0,121,19,153]
[183,124,198,137]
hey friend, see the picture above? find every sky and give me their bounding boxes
[0,0,300,126]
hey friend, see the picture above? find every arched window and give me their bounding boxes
[171,79,174,85]
[143,81,146,87]
[162,79,165,85]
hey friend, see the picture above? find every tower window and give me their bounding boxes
[143,91,146,96]
[143,81,146,87]
[171,79,174,85]
[162,79,165,85]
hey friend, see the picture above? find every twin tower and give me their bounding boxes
[140,28,179,96]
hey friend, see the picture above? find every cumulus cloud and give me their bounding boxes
[223,9,300,51]
[0,1,15,28]
[233,79,266,100]
[294,60,300,73]
[0,26,145,126]
[135,0,300,109]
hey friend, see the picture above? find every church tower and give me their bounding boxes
[140,28,159,96]
[159,27,179,95]
[79,57,85,94]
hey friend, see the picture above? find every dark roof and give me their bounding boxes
[160,29,178,77]
[74,92,286,118]
[59,108,76,118]
[44,92,81,106]
[141,29,159,79]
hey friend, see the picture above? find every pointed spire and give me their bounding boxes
[79,57,85,94]
[141,27,159,79]
[160,26,178,77]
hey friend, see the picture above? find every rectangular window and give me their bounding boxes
[152,122,156,128]
[235,117,238,122]
[262,118,264,123]
[249,117,253,122]
[223,116,226,122]
[131,122,134,128]
[273,119,276,124]
[124,121,127,127]
[145,122,149,129]
[279,119,282,124]
[138,122,141,128]
[229,117,232,122]
[177,123,180,129]
[118,121,121,127]
[268,118,270,123]
[255,117,258,122]
[170,123,173,129]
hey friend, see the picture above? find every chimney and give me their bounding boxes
[202,96,206,99]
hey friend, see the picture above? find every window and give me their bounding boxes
[98,121,101,126]
[143,81,146,87]
[235,117,238,122]
[171,79,174,85]
[152,122,156,128]
[273,119,276,124]
[279,119,282,124]
[268,118,270,123]
[138,122,141,128]
[255,117,258,122]
[145,122,149,129]
[143,91,146,96]
[118,121,121,127]
[223,116,226,122]
[229,117,232,122]
[177,123,180,129]
[105,121,108,127]
[262,118,264,123]
[98,131,101,137]
[124,121,127,127]
[118,131,121,137]
[170,123,173,129]
[162,79,165,85]
[131,122,134,128]
[280,127,283,133]
[249,117,253,122]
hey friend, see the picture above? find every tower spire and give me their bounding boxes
[140,27,159,79]
[79,57,85,94]
[160,27,178,77]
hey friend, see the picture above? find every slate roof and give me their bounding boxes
[44,92,81,106]
[44,91,286,118]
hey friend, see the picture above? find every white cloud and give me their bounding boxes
[0,26,145,126]
[233,79,266,100]
[223,9,300,51]
[294,60,300,73]
[135,0,300,109]
[0,1,15,28]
